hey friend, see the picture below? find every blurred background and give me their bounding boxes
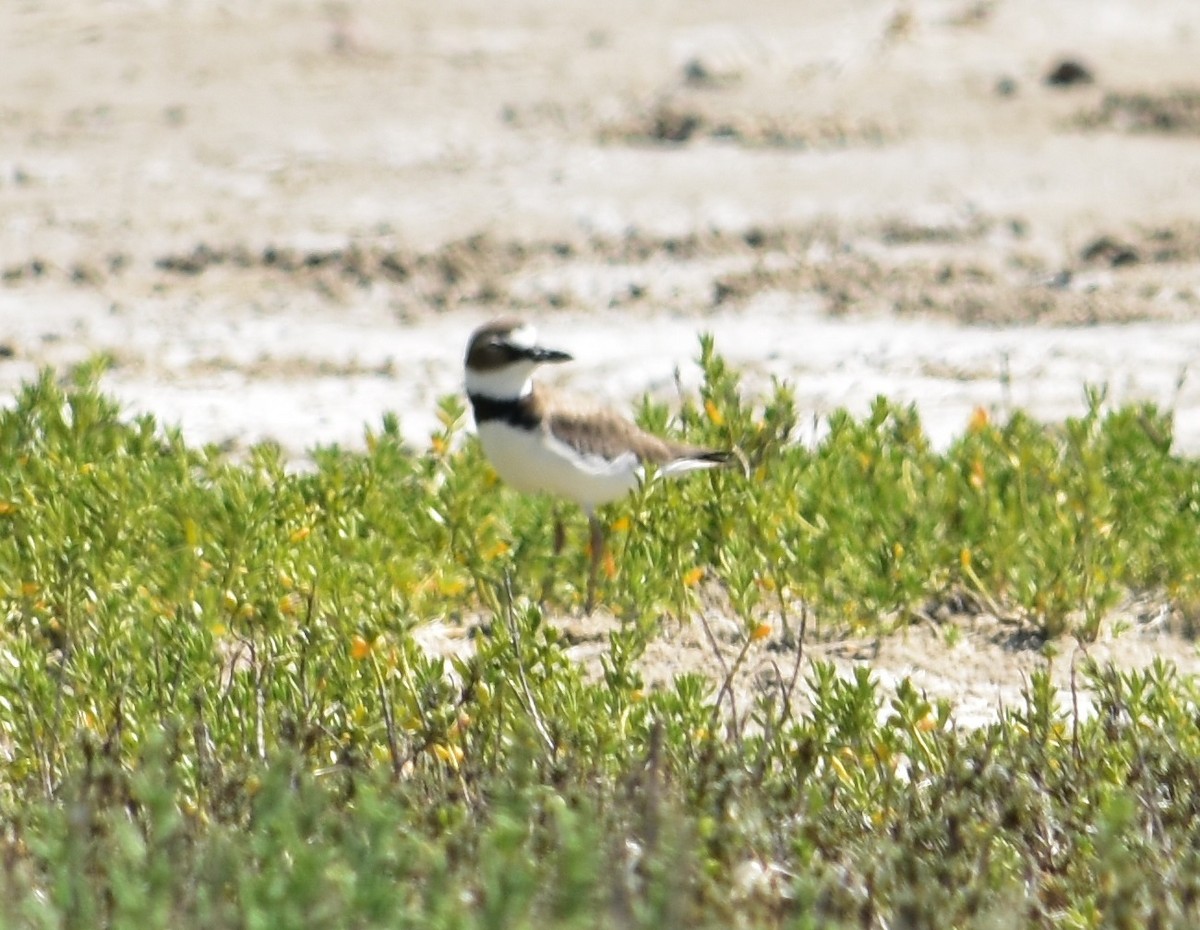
[3,0,1200,456]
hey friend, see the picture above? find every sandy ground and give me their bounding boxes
[5,0,1200,721]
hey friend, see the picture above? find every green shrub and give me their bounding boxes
[3,349,1200,927]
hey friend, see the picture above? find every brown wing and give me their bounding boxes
[542,390,728,466]
[547,406,674,464]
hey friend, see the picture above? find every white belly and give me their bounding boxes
[477,421,641,513]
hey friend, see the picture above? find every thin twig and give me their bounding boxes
[750,603,809,786]
[252,639,267,763]
[641,719,664,853]
[696,608,742,740]
[501,574,556,755]
[373,657,403,781]
[778,601,809,732]
[713,630,756,744]
[695,611,732,687]
[191,691,211,803]
[1070,645,1082,766]
[297,583,318,725]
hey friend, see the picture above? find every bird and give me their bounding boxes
[464,317,735,612]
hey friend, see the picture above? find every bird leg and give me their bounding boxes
[552,508,566,556]
[540,507,567,605]
[585,513,604,615]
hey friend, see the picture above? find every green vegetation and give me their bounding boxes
[2,347,1200,928]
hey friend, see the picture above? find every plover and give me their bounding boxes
[464,317,734,612]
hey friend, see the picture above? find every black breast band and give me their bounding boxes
[468,393,541,430]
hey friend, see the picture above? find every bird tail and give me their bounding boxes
[661,448,747,477]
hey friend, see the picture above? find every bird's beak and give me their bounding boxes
[528,346,573,364]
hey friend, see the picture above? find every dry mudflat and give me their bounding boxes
[5,0,1200,721]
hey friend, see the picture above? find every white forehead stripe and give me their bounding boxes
[507,324,538,349]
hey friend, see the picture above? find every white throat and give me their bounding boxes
[465,362,536,401]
